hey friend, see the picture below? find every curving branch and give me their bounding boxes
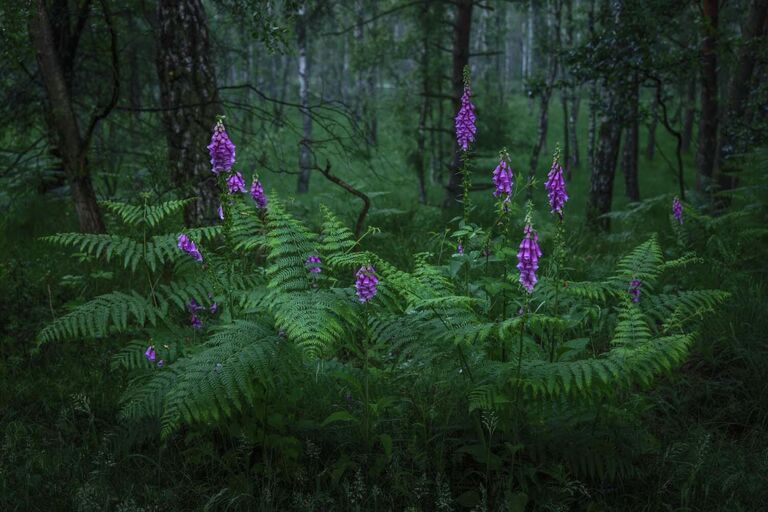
[315,160,370,241]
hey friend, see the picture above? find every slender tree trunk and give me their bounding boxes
[296,3,313,194]
[443,0,473,208]
[695,0,719,193]
[646,91,658,160]
[588,115,622,231]
[586,0,597,174]
[681,78,696,152]
[623,73,640,201]
[29,0,105,233]
[156,0,221,226]
[717,0,768,192]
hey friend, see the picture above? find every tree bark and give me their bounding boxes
[296,2,313,194]
[29,0,106,233]
[623,73,640,201]
[717,0,768,192]
[681,77,696,153]
[646,91,658,160]
[587,116,622,231]
[156,0,221,226]
[443,0,473,208]
[695,0,719,194]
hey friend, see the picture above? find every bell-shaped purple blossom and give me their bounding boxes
[251,179,267,209]
[306,254,321,273]
[672,197,683,225]
[177,234,202,262]
[455,85,476,151]
[218,204,224,220]
[207,120,236,174]
[492,158,513,199]
[209,302,218,314]
[227,171,246,194]
[355,265,379,303]
[545,161,569,216]
[157,359,165,368]
[144,345,156,362]
[629,279,642,303]
[517,224,542,293]
[457,241,464,255]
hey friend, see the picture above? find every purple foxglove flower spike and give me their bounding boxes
[672,197,683,225]
[517,224,542,293]
[227,171,246,194]
[492,157,513,200]
[251,179,267,209]
[144,345,156,362]
[457,241,464,255]
[191,314,203,329]
[355,265,379,303]
[545,160,569,216]
[207,119,236,174]
[454,81,476,151]
[629,279,642,303]
[177,234,203,262]
[306,254,322,273]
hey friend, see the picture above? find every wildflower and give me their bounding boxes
[157,360,165,368]
[187,299,203,313]
[251,179,267,209]
[227,171,246,194]
[672,197,683,225]
[492,157,513,199]
[355,265,379,303]
[455,84,476,151]
[457,241,464,255]
[629,279,642,303]
[218,204,224,220]
[177,234,202,262]
[209,302,218,314]
[207,119,236,174]
[545,160,568,216]
[144,345,156,362]
[306,254,321,273]
[517,224,542,293]
[191,314,203,329]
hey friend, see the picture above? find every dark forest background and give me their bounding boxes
[1,0,767,511]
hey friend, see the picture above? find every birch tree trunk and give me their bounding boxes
[156,0,221,226]
[623,73,640,201]
[296,2,313,194]
[695,0,719,193]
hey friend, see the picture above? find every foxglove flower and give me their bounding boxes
[177,234,202,262]
[492,158,513,199]
[517,224,542,293]
[157,360,165,368]
[457,241,464,255]
[191,314,203,329]
[355,265,379,303]
[218,204,224,220]
[227,171,246,194]
[144,345,156,362]
[251,179,267,209]
[629,279,642,303]
[455,85,476,151]
[209,302,218,314]
[306,254,321,273]
[207,119,236,174]
[545,161,568,215]
[187,299,203,313]
[672,197,683,225]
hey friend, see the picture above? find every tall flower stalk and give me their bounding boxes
[454,66,476,222]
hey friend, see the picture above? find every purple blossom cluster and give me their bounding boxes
[672,197,683,225]
[492,157,513,200]
[517,224,542,293]
[456,241,464,255]
[207,120,236,174]
[177,233,202,262]
[186,297,219,329]
[227,171,246,194]
[144,345,163,368]
[545,161,569,216]
[251,179,267,209]
[455,85,476,151]
[306,254,321,273]
[629,279,642,303]
[355,265,379,303]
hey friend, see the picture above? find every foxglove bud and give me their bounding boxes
[177,234,203,262]
[251,179,267,209]
[207,119,236,174]
[517,224,542,293]
[355,265,378,303]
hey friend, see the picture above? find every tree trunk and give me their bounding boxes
[587,116,622,231]
[681,78,696,153]
[717,0,768,192]
[443,0,473,208]
[695,0,719,193]
[296,3,313,194]
[29,0,105,233]
[646,91,658,160]
[156,0,221,226]
[623,73,640,201]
